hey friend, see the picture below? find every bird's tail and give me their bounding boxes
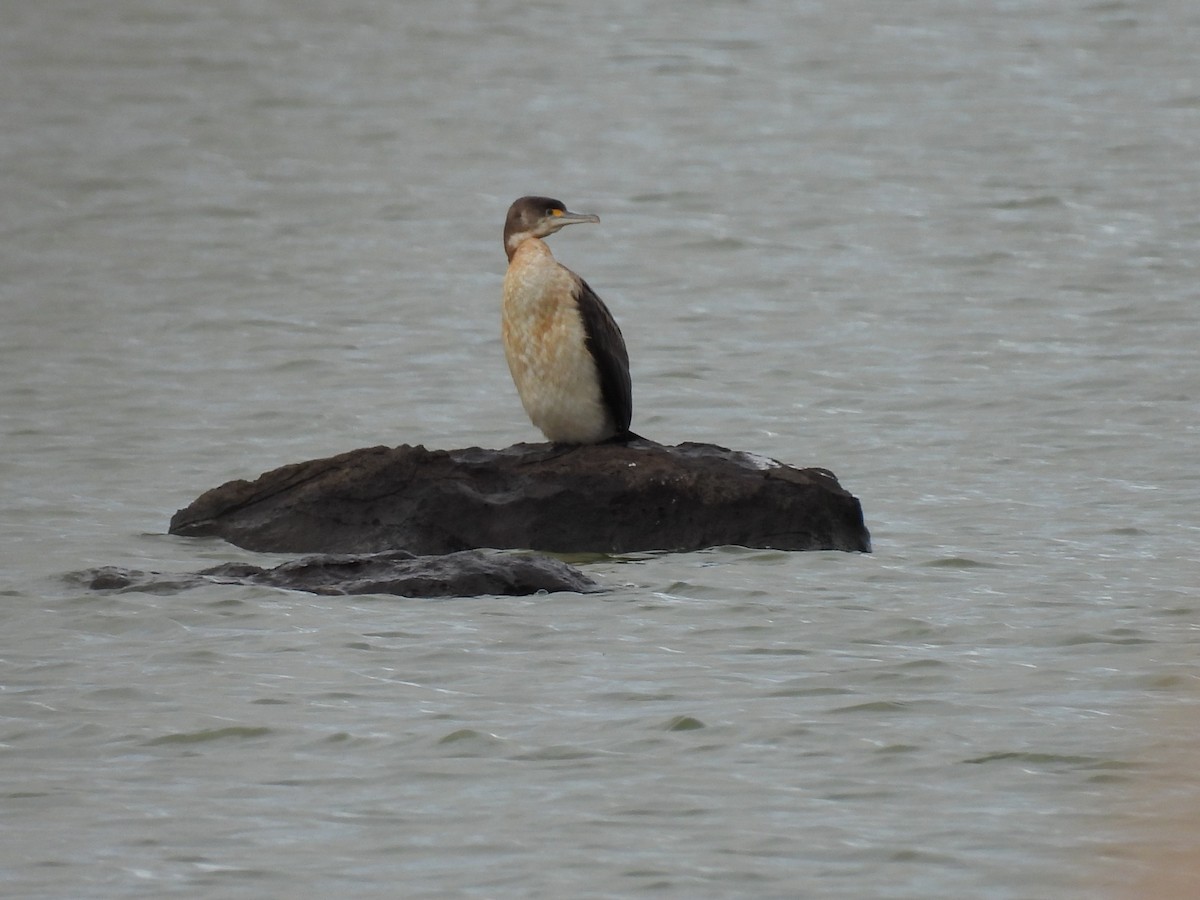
[607,429,653,446]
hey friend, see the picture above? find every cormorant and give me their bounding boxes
[501,195,636,444]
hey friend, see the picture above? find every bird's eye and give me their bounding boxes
[550,208,563,217]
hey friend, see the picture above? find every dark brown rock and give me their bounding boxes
[75,549,599,598]
[168,441,871,555]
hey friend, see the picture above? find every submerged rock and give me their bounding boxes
[76,549,599,598]
[169,441,870,555]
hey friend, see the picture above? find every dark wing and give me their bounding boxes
[573,275,633,436]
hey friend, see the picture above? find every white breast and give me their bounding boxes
[502,242,614,443]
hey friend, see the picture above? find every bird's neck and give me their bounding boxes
[505,235,553,263]
[503,238,570,320]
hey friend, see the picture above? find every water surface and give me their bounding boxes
[2,2,1199,897]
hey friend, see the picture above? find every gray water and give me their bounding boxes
[3,2,1198,897]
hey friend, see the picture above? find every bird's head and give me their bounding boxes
[504,196,599,259]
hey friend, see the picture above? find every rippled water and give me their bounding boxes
[3,2,1199,897]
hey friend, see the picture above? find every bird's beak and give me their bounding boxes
[556,209,600,226]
